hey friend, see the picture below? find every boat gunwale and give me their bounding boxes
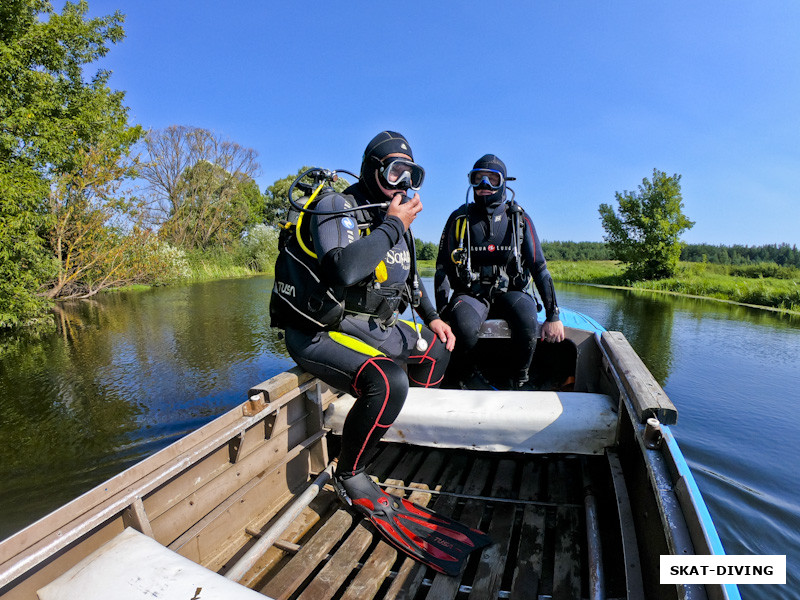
[0,375,318,589]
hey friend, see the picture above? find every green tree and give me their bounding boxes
[0,0,141,329]
[599,169,694,280]
[140,126,261,248]
[414,239,437,261]
[46,139,177,299]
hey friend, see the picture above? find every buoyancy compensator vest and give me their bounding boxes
[450,199,529,299]
[270,178,347,330]
[269,168,416,331]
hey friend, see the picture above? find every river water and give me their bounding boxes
[1,276,798,599]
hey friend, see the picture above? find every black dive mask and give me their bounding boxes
[359,130,418,201]
[379,158,425,191]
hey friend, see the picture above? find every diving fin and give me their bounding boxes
[334,471,491,576]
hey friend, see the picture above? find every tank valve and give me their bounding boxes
[644,417,663,449]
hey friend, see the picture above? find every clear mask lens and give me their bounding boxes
[468,168,504,189]
[381,159,425,190]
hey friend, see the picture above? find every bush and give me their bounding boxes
[236,224,280,273]
[147,241,192,284]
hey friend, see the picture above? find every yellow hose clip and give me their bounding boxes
[295,182,327,259]
[451,248,466,265]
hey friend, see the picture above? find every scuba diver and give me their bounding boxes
[270,131,489,575]
[434,154,565,389]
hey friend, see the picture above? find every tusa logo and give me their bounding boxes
[276,281,296,297]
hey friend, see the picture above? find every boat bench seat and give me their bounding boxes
[325,388,618,455]
[37,528,272,600]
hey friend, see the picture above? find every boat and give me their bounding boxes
[0,308,740,599]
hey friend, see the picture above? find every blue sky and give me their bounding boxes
[88,1,800,247]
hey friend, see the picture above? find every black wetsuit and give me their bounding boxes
[284,182,449,477]
[434,199,559,382]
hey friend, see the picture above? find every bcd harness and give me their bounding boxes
[449,200,529,299]
[270,180,419,331]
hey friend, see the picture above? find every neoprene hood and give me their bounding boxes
[472,153,507,208]
[360,131,413,199]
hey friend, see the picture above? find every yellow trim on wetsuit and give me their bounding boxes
[400,319,422,333]
[295,182,327,259]
[328,331,385,357]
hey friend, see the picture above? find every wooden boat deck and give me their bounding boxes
[248,443,627,600]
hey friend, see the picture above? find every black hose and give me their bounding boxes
[286,168,390,216]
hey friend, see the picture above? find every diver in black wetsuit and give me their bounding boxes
[434,154,565,389]
[279,131,455,481]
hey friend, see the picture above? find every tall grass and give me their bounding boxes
[183,225,280,281]
[548,260,800,313]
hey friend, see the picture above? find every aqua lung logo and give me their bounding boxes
[277,281,296,297]
[472,245,512,252]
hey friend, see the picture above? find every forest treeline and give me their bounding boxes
[540,241,800,269]
[2,3,798,333]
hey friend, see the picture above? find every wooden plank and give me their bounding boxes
[510,462,546,600]
[601,330,678,424]
[405,450,447,504]
[607,449,645,600]
[339,542,398,600]
[384,453,468,600]
[383,448,425,496]
[368,444,404,480]
[553,506,582,600]
[122,498,154,538]
[426,457,492,600]
[237,491,337,589]
[170,446,315,569]
[144,397,305,523]
[295,522,374,600]
[259,509,353,600]
[248,366,316,403]
[550,460,582,600]
[152,429,323,547]
[469,459,517,600]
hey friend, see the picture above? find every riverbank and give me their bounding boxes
[416,259,800,314]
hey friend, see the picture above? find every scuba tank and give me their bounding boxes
[270,168,427,343]
[270,169,354,330]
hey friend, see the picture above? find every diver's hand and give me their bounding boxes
[541,320,565,343]
[429,318,456,352]
[386,192,422,231]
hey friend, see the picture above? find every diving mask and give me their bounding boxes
[468,168,504,190]
[379,158,425,191]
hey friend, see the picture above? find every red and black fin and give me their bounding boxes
[334,471,491,576]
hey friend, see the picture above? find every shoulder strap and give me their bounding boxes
[508,201,525,274]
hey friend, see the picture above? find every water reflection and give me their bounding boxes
[0,276,292,539]
[2,277,799,600]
